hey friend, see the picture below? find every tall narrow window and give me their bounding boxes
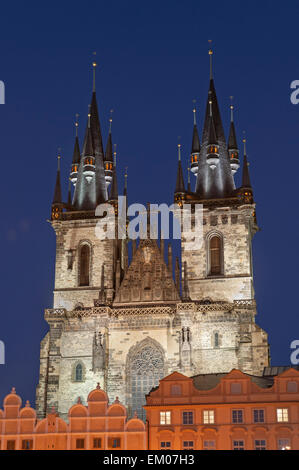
[210,236,221,275]
[214,332,219,347]
[75,363,83,382]
[79,244,90,286]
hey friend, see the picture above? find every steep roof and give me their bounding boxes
[72,92,108,210]
[113,238,180,304]
[195,79,235,199]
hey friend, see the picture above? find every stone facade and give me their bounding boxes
[36,205,269,420]
[36,70,270,422]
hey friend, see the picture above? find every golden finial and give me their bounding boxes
[75,113,79,137]
[92,51,97,92]
[124,166,128,190]
[57,147,61,170]
[230,96,234,122]
[208,40,213,79]
[177,136,181,162]
[113,143,117,166]
[242,131,247,155]
[192,99,197,125]
[109,109,113,133]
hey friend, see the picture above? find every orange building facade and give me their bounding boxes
[1,369,299,450]
[145,368,299,450]
[0,384,146,450]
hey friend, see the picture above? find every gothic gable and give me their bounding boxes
[113,239,180,304]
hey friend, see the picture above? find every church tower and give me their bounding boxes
[36,53,269,421]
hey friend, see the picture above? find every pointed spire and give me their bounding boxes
[109,158,118,202]
[191,106,200,154]
[241,137,251,188]
[92,52,97,92]
[207,95,217,146]
[175,143,185,194]
[208,40,213,79]
[52,151,62,204]
[84,107,94,157]
[105,116,113,164]
[227,99,238,151]
[124,167,128,197]
[72,116,81,165]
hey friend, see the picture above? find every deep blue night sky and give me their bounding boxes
[0,0,299,406]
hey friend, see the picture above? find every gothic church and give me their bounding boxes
[36,54,269,420]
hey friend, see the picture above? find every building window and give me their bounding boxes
[203,409,215,424]
[7,440,15,450]
[160,441,171,450]
[214,332,219,348]
[287,381,298,393]
[128,341,164,421]
[22,440,33,450]
[278,438,291,450]
[209,235,222,275]
[79,244,90,286]
[230,383,241,394]
[109,438,120,448]
[254,440,266,450]
[253,409,265,423]
[93,438,102,449]
[232,409,243,424]
[182,411,194,425]
[203,440,216,450]
[277,408,289,422]
[76,439,85,449]
[160,411,171,425]
[233,440,245,450]
[75,363,83,382]
[182,441,194,450]
[171,384,182,395]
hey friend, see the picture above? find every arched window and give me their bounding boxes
[214,332,219,348]
[127,341,164,421]
[75,363,83,382]
[79,244,90,286]
[209,235,222,275]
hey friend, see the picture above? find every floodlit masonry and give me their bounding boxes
[1,368,299,450]
[37,52,269,421]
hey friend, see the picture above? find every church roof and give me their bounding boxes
[195,79,235,199]
[113,238,180,304]
[72,92,108,210]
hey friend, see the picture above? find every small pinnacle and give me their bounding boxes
[92,52,97,92]
[208,40,213,79]
[75,114,79,136]
[178,143,181,161]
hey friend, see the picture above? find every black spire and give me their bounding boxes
[72,135,81,164]
[175,144,185,194]
[109,165,118,201]
[242,140,251,188]
[207,97,217,146]
[72,62,108,210]
[228,106,238,152]
[191,111,200,154]
[52,154,62,204]
[195,75,235,199]
[105,118,114,164]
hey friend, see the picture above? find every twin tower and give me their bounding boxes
[36,55,269,421]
